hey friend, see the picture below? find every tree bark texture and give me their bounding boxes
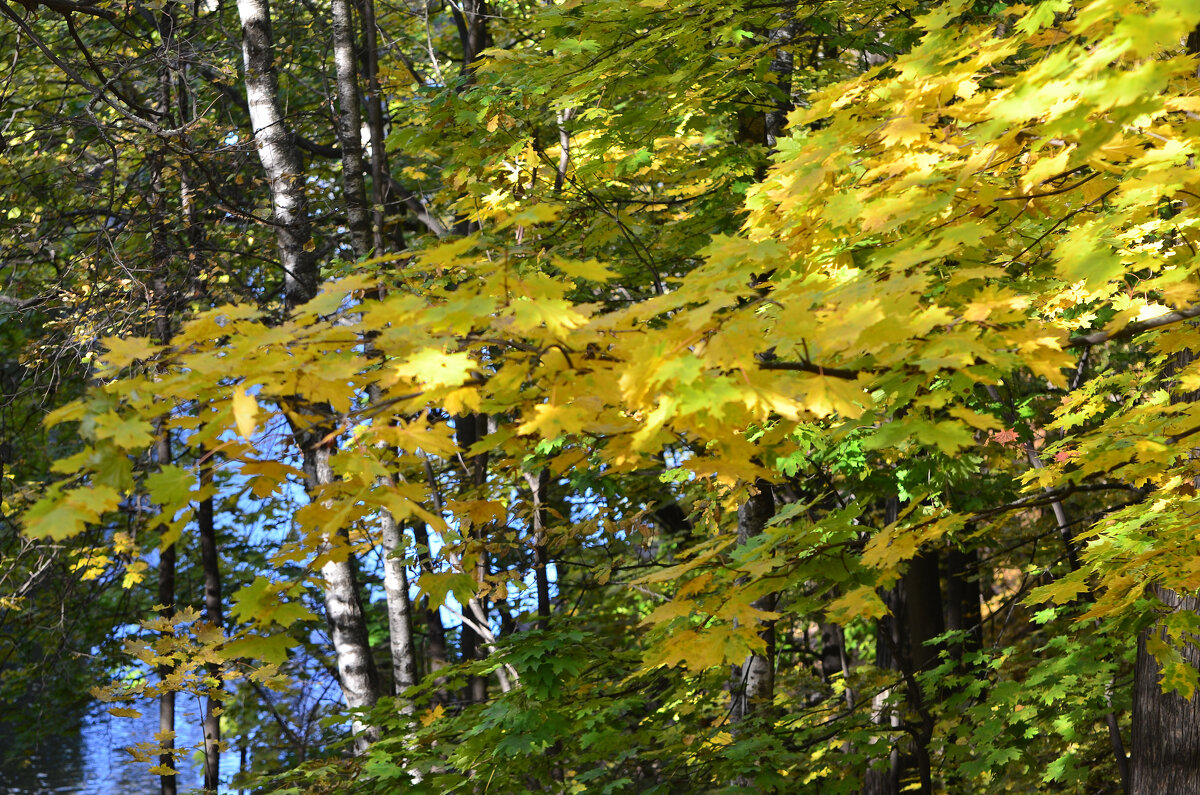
[197,464,222,791]
[238,0,381,750]
[330,0,372,257]
[381,510,418,708]
[1131,587,1200,795]
[358,0,398,252]
[763,2,796,148]
[303,443,382,753]
[1130,344,1200,794]
[235,0,317,306]
[456,413,490,704]
[450,0,490,79]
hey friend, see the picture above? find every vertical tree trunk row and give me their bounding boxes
[236,0,382,751]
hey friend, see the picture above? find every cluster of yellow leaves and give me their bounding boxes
[24,0,1200,685]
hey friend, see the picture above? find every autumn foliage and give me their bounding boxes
[5,0,1200,791]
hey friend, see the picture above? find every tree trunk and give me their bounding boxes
[381,510,418,708]
[729,482,777,721]
[943,545,982,666]
[330,0,372,257]
[197,464,222,791]
[456,413,490,704]
[524,468,551,628]
[450,0,491,80]
[728,482,776,789]
[1131,586,1200,794]
[412,509,449,693]
[236,0,382,750]
[863,582,904,795]
[235,0,317,308]
[864,498,904,795]
[156,431,177,795]
[149,42,178,784]
[904,552,945,676]
[303,443,382,753]
[763,2,796,149]
[358,0,399,252]
[1130,344,1200,793]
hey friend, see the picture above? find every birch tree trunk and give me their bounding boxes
[236,0,381,751]
[381,511,418,707]
[302,443,382,753]
[235,0,316,307]
[335,10,420,707]
[330,0,371,256]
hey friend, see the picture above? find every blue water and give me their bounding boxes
[0,699,241,795]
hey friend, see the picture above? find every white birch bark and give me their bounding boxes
[235,0,317,305]
[236,0,381,752]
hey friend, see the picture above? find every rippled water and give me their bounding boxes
[0,700,238,794]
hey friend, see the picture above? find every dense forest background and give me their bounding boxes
[3,0,1200,792]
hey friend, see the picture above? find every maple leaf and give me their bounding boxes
[991,429,1020,447]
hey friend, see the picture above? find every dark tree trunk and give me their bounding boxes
[904,552,945,675]
[1130,342,1200,793]
[943,545,982,665]
[197,466,222,791]
[456,413,490,703]
[763,1,796,149]
[524,469,552,628]
[1131,586,1200,795]
[1125,27,1200,795]
[357,0,401,251]
[156,431,177,795]
[450,0,491,80]
[863,500,940,795]
[819,622,845,680]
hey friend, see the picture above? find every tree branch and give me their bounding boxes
[1071,304,1200,348]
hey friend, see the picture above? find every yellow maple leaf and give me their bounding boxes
[232,387,259,440]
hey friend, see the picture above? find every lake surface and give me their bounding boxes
[0,700,240,794]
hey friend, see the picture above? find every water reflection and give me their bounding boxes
[1,700,238,794]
